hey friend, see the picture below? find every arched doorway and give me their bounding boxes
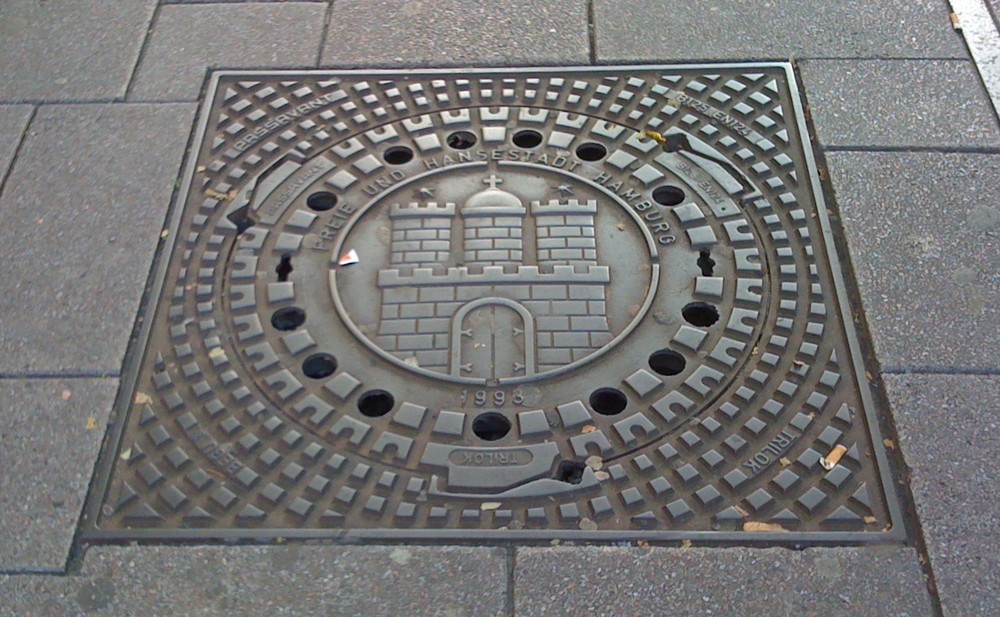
[450,298,535,380]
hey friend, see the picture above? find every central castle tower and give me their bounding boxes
[375,175,612,380]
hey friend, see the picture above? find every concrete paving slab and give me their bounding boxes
[515,546,933,616]
[0,104,196,375]
[0,545,507,616]
[129,3,327,102]
[0,0,155,103]
[887,375,1000,617]
[826,152,1000,372]
[165,0,324,3]
[321,0,589,67]
[799,59,1000,148]
[0,106,33,187]
[0,379,119,572]
[595,0,966,62]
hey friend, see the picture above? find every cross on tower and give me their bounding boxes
[483,174,503,189]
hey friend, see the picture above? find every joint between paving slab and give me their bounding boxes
[123,1,163,102]
[0,105,36,201]
[315,1,335,67]
[0,372,118,380]
[587,0,597,64]
[596,55,970,66]
[864,370,947,617]
[0,98,214,107]
[882,366,1000,375]
[823,144,1000,154]
[855,369,948,617]
[0,567,73,577]
[161,0,328,3]
[596,56,792,67]
[505,546,516,617]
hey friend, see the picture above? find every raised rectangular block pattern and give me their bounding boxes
[87,66,903,543]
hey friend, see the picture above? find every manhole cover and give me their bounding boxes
[84,65,903,541]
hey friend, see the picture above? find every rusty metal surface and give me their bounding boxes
[84,65,903,542]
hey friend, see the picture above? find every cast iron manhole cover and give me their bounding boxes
[85,65,903,542]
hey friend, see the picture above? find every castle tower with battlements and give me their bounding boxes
[531,198,598,266]
[375,175,612,380]
[389,202,455,269]
[462,175,525,267]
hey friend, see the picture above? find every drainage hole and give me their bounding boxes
[358,389,395,417]
[302,353,337,379]
[554,460,586,484]
[589,387,628,416]
[276,254,293,282]
[682,302,720,327]
[652,185,685,206]
[512,129,543,148]
[575,141,607,161]
[555,461,587,484]
[447,130,477,150]
[226,205,256,235]
[648,349,686,376]
[307,191,337,212]
[697,249,716,276]
[472,412,511,441]
[384,146,414,165]
[270,307,306,331]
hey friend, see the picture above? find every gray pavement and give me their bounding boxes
[799,59,1000,148]
[516,546,934,616]
[827,152,1000,372]
[129,3,327,101]
[0,106,32,184]
[0,379,119,572]
[0,546,507,617]
[595,0,967,61]
[887,375,1000,616]
[321,0,590,67]
[0,0,155,102]
[0,104,195,374]
[0,0,998,615]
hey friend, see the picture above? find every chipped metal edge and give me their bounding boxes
[80,63,906,546]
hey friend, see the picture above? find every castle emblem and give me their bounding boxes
[374,174,613,380]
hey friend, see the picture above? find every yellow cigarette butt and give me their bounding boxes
[820,444,848,470]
